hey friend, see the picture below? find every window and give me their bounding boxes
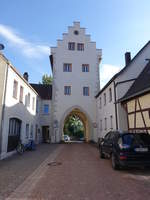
[63,63,72,72]
[13,80,18,99]
[30,124,33,138]
[74,30,79,35]
[43,104,49,114]
[83,87,89,96]
[110,115,113,130]
[109,88,112,102]
[32,97,35,110]
[100,120,102,131]
[99,97,101,109]
[82,64,89,72]
[77,43,84,51]
[19,86,24,103]
[27,93,30,107]
[26,124,29,138]
[104,118,107,130]
[104,93,106,105]
[68,42,75,50]
[64,86,71,95]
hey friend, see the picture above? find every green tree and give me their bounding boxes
[42,74,53,85]
[64,115,84,139]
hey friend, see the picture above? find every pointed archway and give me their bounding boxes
[60,106,92,142]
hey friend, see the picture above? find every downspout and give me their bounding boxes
[0,62,9,156]
[113,81,118,130]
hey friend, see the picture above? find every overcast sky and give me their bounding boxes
[0,0,150,88]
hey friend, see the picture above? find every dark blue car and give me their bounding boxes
[98,131,150,170]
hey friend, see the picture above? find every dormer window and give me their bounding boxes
[68,42,75,50]
[77,43,84,51]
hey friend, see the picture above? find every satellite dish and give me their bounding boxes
[0,44,5,50]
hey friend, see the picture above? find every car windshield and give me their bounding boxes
[122,133,150,146]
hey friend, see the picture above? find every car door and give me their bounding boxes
[102,132,112,155]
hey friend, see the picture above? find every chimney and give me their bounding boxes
[23,72,29,82]
[125,52,131,66]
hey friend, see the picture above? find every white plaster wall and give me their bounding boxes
[96,42,150,138]
[0,55,7,135]
[96,82,116,138]
[115,42,150,130]
[1,65,38,159]
[39,99,52,126]
[116,43,150,100]
[51,22,102,142]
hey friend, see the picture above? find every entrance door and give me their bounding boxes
[42,126,50,143]
[7,118,22,152]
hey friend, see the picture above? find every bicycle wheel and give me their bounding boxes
[16,143,24,155]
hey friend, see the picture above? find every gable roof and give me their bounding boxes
[95,41,150,98]
[119,60,150,102]
[30,84,52,100]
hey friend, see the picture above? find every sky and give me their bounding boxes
[0,0,150,88]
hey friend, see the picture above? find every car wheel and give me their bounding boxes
[111,153,120,170]
[99,146,105,159]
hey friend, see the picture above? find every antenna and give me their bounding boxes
[0,44,5,50]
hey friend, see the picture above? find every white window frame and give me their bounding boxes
[64,86,71,95]
[110,115,113,130]
[63,63,72,72]
[83,87,89,96]
[82,64,89,72]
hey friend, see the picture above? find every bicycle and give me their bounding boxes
[16,139,36,155]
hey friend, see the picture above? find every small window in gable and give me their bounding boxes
[68,42,75,50]
[77,43,84,51]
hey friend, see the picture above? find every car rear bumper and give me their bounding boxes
[119,160,150,167]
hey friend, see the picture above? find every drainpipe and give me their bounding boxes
[0,62,9,157]
[113,81,118,130]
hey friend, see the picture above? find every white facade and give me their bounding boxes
[96,82,116,138]
[0,53,50,159]
[96,42,150,139]
[51,22,102,142]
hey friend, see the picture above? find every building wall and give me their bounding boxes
[51,22,102,142]
[1,63,39,159]
[96,42,150,139]
[116,43,150,131]
[96,81,116,138]
[125,93,150,133]
[39,99,52,127]
[0,54,8,155]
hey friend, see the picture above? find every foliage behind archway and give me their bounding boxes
[63,115,84,140]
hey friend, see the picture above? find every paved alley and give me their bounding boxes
[4,143,150,200]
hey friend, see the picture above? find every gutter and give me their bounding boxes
[113,81,118,130]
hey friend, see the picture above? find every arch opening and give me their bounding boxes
[62,108,90,142]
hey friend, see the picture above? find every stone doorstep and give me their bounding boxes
[6,145,64,200]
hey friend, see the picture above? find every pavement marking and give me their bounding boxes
[6,145,64,200]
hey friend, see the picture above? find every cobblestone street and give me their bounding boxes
[0,144,58,199]
[2,143,150,200]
